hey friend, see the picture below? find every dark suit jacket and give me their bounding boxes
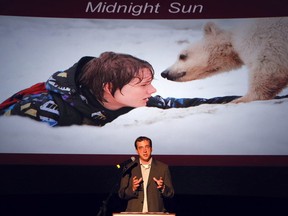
[118,158,174,212]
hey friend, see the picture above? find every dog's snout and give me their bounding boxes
[161,70,169,78]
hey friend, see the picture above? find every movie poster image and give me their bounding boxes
[0,15,288,156]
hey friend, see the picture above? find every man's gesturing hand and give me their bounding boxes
[132,176,143,192]
[153,177,165,191]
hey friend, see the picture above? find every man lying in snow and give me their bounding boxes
[1,51,267,127]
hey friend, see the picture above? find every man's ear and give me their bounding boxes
[103,82,113,95]
[135,148,140,155]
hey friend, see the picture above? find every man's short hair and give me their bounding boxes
[79,52,154,102]
[134,136,152,149]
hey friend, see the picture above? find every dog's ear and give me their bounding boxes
[204,22,222,36]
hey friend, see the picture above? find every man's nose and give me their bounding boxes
[149,84,157,94]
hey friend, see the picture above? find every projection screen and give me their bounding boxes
[0,0,288,166]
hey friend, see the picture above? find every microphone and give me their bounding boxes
[116,157,136,169]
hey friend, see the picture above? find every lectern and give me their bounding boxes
[113,213,176,216]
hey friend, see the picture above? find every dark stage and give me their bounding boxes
[1,165,288,216]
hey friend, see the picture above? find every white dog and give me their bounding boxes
[161,18,288,103]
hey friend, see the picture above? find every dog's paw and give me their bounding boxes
[231,96,253,104]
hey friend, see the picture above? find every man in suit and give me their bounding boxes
[118,136,174,212]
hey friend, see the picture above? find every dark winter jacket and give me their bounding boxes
[0,56,241,127]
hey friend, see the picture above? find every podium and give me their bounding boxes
[113,213,175,216]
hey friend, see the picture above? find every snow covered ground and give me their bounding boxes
[0,16,287,155]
